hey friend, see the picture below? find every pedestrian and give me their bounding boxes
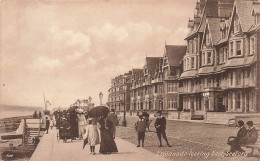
[142,110,150,131]
[84,118,100,155]
[77,109,87,139]
[135,115,146,147]
[154,110,171,147]
[45,117,50,134]
[227,120,247,153]
[107,109,119,139]
[50,117,54,129]
[98,116,118,154]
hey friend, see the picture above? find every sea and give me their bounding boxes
[0,104,43,119]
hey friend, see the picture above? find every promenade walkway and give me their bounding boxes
[30,128,169,161]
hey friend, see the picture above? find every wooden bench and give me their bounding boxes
[244,125,260,156]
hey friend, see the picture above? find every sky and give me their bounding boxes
[0,0,196,109]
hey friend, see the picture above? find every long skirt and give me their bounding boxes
[99,129,118,153]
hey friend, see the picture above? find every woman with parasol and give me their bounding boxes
[88,106,118,154]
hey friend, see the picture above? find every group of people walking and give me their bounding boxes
[83,109,119,155]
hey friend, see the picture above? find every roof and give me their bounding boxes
[207,18,223,45]
[165,45,187,67]
[145,57,162,76]
[185,0,219,39]
[252,2,260,14]
[222,54,256,69]
[132,69,143,80]
[179,70,197,79]
[197,66,215,75]
[235,1,255,32]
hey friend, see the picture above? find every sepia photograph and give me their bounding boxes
[0,0,260,160]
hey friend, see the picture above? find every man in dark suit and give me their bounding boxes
[45,117,50,134]
[154,110,171,147]
[227,120,247,153]
[240,121,258,145]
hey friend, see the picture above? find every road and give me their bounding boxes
[116,116,260,161]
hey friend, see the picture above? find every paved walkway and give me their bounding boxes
[30,128,169,161]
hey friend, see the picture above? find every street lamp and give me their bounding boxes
[99,92,103,106]
[122,86,127,127]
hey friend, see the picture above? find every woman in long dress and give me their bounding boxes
[98,117,118,154]
[77,112,87,139]
[84,118,100,155]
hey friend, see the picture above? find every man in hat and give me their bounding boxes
[227,120,247,153]
[154,110,171,147]
[45,117,50,134]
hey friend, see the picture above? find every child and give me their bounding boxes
[84,118,100,155]
[135,115,146,147]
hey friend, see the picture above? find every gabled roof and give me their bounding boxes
[165,45,187,67]
[144,57,162,76]
[185,0,219,39]
[132,68,142,80]
[203,17,222,46]
[230,1,255,33]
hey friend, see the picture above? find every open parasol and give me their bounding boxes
[88,106,109,118]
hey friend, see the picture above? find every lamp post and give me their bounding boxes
[99,92,103,106]
[122,86,127,127]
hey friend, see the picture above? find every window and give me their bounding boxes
[173,83,178,92]
[173,97,178,109]
[236,41,241,56]
[237,71,241,86]
[194,39,197,53]
[234,15,239,33]
[230,42,233,57]
[206,30,211,45]
[207,52,212,64]
[236,93,241,110]
[219,48,224,64]
[168,83,172,92]
[224,47,228,61]
[202,52,205,65]
[187,58,189,69]
[250,37,255,55]
[191,57,195,68]
[230,72,233,86]
[184,59,186,70]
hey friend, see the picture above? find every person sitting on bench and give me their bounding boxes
[227,120,247,153]
[240,121,258,145]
